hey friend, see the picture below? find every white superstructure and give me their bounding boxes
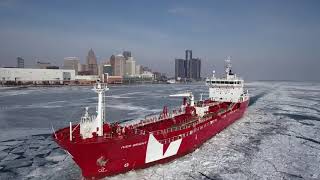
[205,57,249,103]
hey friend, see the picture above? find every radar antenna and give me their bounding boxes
[225,56,232,74]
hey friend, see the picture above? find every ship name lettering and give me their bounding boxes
[121,144,132,149]
[133,141,147,147]
[121,141,147,149]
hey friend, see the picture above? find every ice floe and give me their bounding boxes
[0,82,319,179]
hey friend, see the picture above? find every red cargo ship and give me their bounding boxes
[53,57,249,179]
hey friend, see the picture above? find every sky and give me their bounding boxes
[0,0,319,81]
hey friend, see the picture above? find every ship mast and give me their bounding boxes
[93,80,108,136]
[80,80,109,139]
[225,56,232,79]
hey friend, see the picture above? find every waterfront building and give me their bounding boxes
[110,54,125,76]
[153,72,168,82]
[174,50,201,81]
[74,75,101,85]
[63,57,80,75]
[109,55,116,75]
[185,49,192,61]
[103,64,113,76]
[153,72,162,81]
[78,64,92,75]
[190,58,201,80]
[37,61,51,69]
[140,71,154,80]
[0,68,75,84]
[104,75,123,84]
[185,50,192,79]
[125,57,136,76]
[86,48,98,75]
[175,58,185,80]
[46,66,59,69]
[97,64,103,77]
[142,66,152,72]
[135,65,141,75]
[17,57,24,68]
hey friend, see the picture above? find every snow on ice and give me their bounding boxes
[0,82,319,179]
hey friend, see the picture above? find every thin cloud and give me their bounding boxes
[168,7,190,15]
[167,6,210,18]
[0,0,18,8]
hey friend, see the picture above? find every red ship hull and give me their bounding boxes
[54,100,249,179]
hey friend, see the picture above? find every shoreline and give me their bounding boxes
[0,82,190,89]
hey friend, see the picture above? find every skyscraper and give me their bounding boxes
[175,58,185,80]
[17,57,24,68]
[64,57,80,75]
[185,50,192,61]
[125,57,136,76]
[190,58,201,80]
[123,51,132,60]
[185,50,192,78]
[175,50,201,81]
[110,54,125,76]
[86,48,98,75]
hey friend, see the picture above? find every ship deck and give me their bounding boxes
[54,100,239,144]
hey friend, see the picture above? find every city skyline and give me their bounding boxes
[0,0,319,81]
[175,50,201,81]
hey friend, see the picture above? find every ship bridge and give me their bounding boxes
[205,57,247,103]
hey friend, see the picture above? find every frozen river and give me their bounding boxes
[0,82,319,180]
